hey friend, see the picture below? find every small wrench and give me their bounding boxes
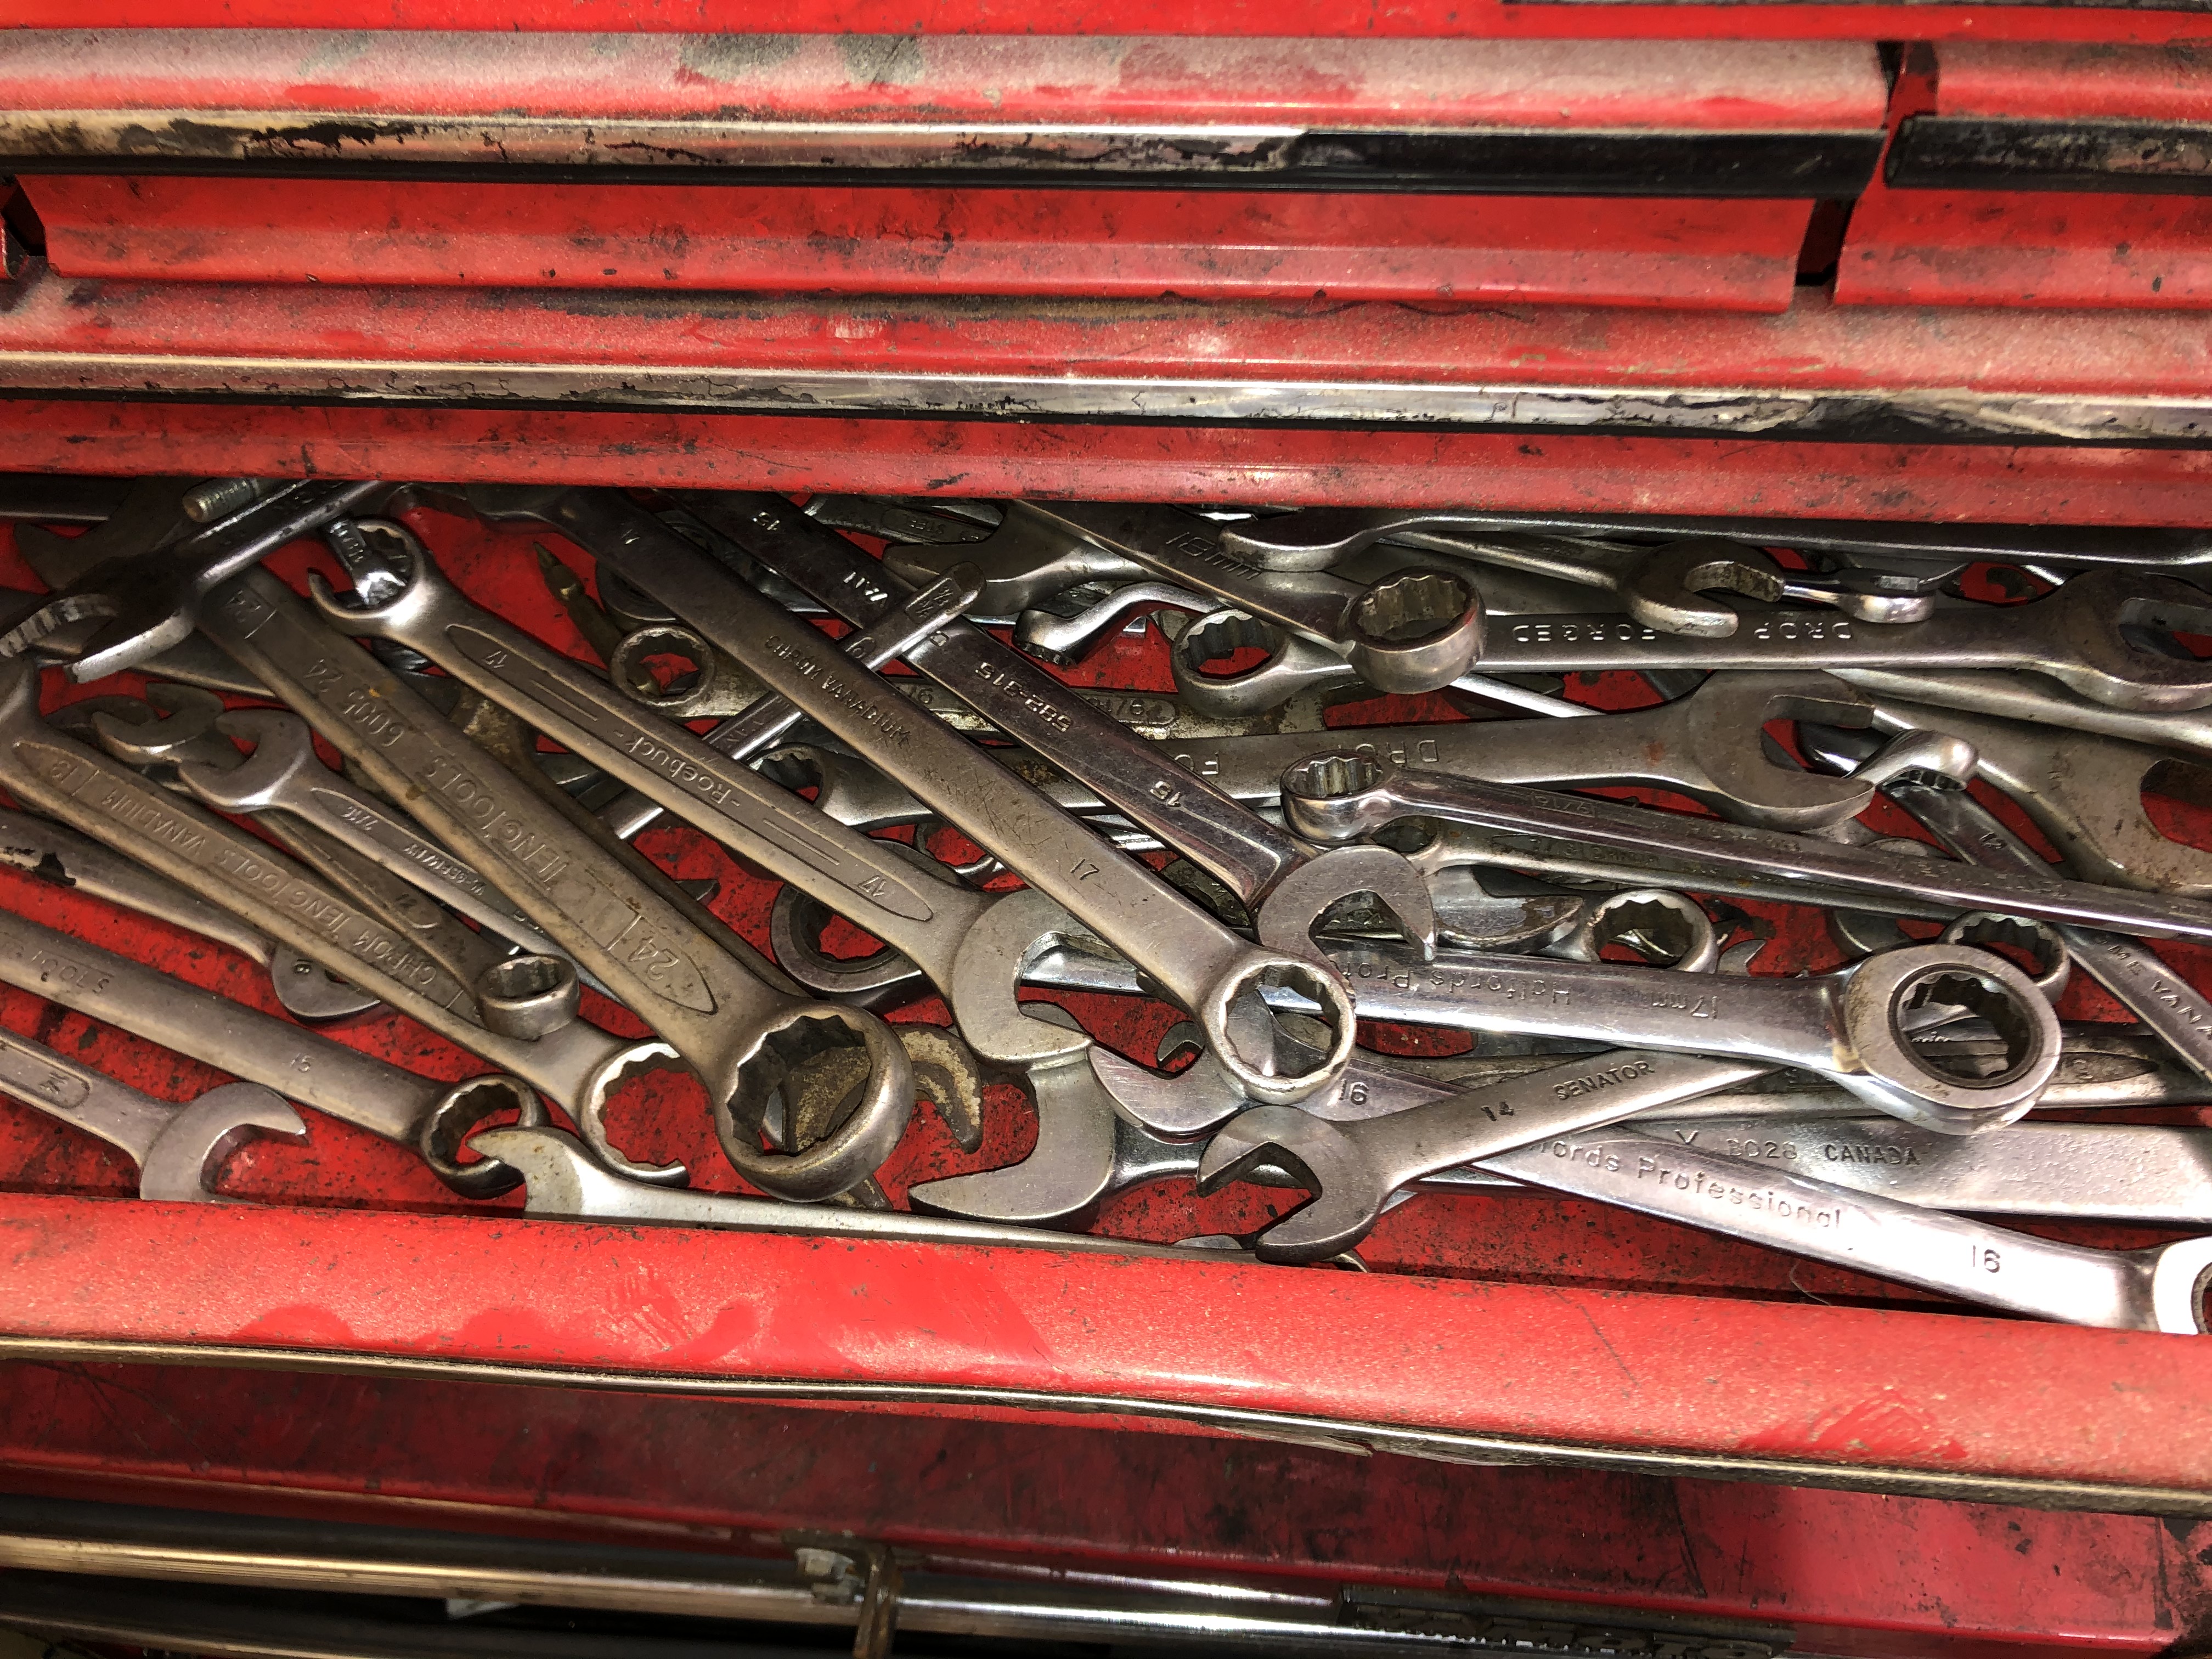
[0,904,540,1196]
[1470,572,2212,713]
[1282,753,2212,944]
[0,1025,304,1204]
[0,802,376,1020]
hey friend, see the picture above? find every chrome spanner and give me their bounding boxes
[206,566,915,1201]
[0,1024,304,1203]
[1828,667,2212,765]
[1200,1064,2212,1333]
[0,903,540,1196]
[1281,753,2212,944]
[1469,572,2212,713]
[0,656,683,1181]
[0,802,376,1020]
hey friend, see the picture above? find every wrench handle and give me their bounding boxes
[0,1024,170,1164]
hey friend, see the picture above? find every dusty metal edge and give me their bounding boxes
[2,1335,2206,1516]
[0,353,2202,445]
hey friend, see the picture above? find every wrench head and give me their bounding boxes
[1279,751,1408,843]
[86,682,235,779]
[173,706,321,814]
[416,1073,549,1199]
[1342,569,1485,698]
[1833,943,2062,1131]
[136,1080,308,1204]
[2148,1235,2212,1335]
[1196,1105,1384,1262]
[1169,610,1355,716]
[715,1005,915,1202]
[1669,672,1897,830]
[1549,889,1718,974]
[1617,539,1779,639]
[2051,571,2212,712]
[266,944,384,1021]
[1258,844,1438,964]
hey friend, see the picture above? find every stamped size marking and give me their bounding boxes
[0,1034,88,1109]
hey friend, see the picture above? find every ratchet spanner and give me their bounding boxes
[0,903,539,1195]
[201,567,915,1201]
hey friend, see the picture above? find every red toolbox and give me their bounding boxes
[0,7,2208,1654]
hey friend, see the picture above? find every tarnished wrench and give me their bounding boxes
[1465,572,2212,713]
[888,498,1486,697]
[1199,1062,2212,1334]
[0,1024,304,1204]
[173,707,581,966]
[1217,517,1930,634]
[0,903,539,1197]
[0,801,377,1020]
[1803,720,2212,1088]
[1827,667,2212,765]
[0,656,684,1185]
[206,567,914,1201]
[1279,753,2212,944]
[298,536,1369,1222]
[458,484,1363,1108]
[1026,672,1935,833]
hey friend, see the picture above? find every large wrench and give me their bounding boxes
[1466,572,2212,713]
[0,657,682,1180]
[1200,1068,2212,1334]
[0,904,538,1196]
[203,567,914,1201]
[1282,753,2212,944]
[891,499,1486,697]
[458,484,1358,1109]
[0,1024,304,1203]
[0,802,376,1020]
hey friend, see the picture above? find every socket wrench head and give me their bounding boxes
[1833,943,2062,1131]
[714,1005,916,1203]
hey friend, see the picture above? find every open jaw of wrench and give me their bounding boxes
[0,655,687,1188]
[1470,571,2212,713]
[0,1024,306,1203]
[1839,697,2212,898]
[1283,752,2212,945]
[0,904,540,1198]
[453,484,1361,1110]
[1200,1067,2212,1333]
[202,567,914,1203]
[1059,671,1936,833]
[885,498,1486,697]
[0,800,377,1020]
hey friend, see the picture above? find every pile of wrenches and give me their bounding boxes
[3,475,2212,1334]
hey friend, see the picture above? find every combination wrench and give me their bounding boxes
[1464,572,2212,713]
[1197,1059,2212,1333]
[0,1024,304,1204]
[453,484,1367,1109]
[1280,753,2212,944]
[0,904,539,1196]
[0,656,686,1183]
[201,566,915,1201]
[0,802,377,1020]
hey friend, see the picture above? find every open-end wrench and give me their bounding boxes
[1033,673,1930,833]
[1837,698,2212,896]
[173,707,579,966]
[888,499,1486,697]
[0,904,540,1196]
[0,657,685,1183]
[1803,720,2212,1088]
[1467,572,2212,713]
[1827,668,2212,765]
[1282,753,2212,944]
[0,802,376,1020]
[1200,1069,2212,1333]
[201,566,916,1201]
[0,1024,304,1203]
[0,476,393,681]
[456,484,1363,1109]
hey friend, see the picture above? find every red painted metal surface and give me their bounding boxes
[0,32,1890,131]
[0,512,2205,1512]
[19,177,1818,310]
[1837,41,2212,309]
[13,1,2212,43]
[3,1362,2210,1657]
